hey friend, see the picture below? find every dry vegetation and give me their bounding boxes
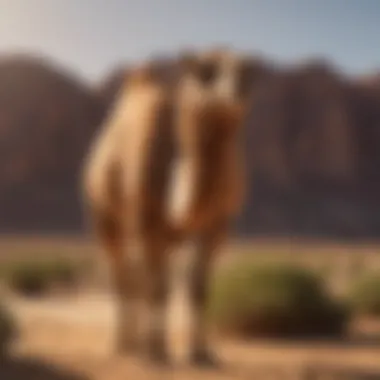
[1,236,380,379]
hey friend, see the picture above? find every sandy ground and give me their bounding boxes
[2,291,380,380]
[2,237,380,379]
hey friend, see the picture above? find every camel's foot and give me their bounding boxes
[189,348,221,368]
[115,335,140,356]
[144,339,171,367]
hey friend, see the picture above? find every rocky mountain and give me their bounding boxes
[1,53,380,239]
[0,54,104,232]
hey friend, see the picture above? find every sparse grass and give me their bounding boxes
[1,236,380,378]
[0,301,17,357]
[209,259,348,339]
[0,257,93,297]
[1,235,380,300]
[348,271,380,317]
[0,235,99,295]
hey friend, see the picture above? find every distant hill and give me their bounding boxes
[1,53,380,240]
[239,61,380,239]
[96,64,129,112]
[0,54,104,232]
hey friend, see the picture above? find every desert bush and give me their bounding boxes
[43,259,79,286]
[0,302,17,358]
[208,261,347,339]
[348,272,380,317]
[5,261,54,296]
[1,258,81,297]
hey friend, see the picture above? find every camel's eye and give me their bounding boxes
[198,62,218,86]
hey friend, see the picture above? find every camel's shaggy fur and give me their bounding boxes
[82,48,255,366]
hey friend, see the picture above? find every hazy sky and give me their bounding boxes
[0,0,379,82]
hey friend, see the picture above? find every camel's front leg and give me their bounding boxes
[93,211,142,355]
[144,237,171,364]
[113,251,143,355]
[188,222,227,367]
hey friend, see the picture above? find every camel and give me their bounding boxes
[81,48,256,366]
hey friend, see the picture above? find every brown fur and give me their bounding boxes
[175,101,245,236]
[82,49,252,366]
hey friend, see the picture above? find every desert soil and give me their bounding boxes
[1,290,380,380]
[2,236,380,379]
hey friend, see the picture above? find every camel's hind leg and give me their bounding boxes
[93,210,142,355]
[188,222,227,367]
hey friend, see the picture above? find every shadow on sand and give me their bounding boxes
[234,333,380,349]
[303,365,380,380]
[0,355,89,380]
[201,362,380,380]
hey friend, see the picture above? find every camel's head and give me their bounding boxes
[175,47,258,150]
[177,48,257,119]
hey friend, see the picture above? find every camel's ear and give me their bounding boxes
[178,52,220,86]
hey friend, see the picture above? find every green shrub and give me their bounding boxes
[6,261,53,296]
[348,272,380,317]
[0,302,17,357]
[43,259,79,285]
[2,258,80,297]
[208,261,347,339]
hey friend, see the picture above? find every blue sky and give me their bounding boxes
[0,0,379,81]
